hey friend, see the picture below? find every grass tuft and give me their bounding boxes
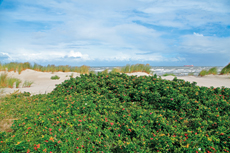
[0,73,8,87]
[51,75,60,80]
[119,64,152,74]
[0,73,22,88]
[22,81,33,87]
[111,67,121,73]
[162,73,176,76]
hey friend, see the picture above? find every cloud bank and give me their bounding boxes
[0,0,229,66]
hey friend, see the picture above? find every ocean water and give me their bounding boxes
[89,66,224,76]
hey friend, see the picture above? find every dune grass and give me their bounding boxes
[162,73,176,76]
[188,72,194,76]
[208,67,218,75]
[0,62,90,74]
[0,73,22,88]
[111,67,121,73]
[101,69,109,74]
[0,88,4,95]
[220,63,230,75]
[22,80,33,87]
[0,73,8,87]
[119,64,152,74]
[0,62,154,75]
[199,70,208,77]
[199,67,218,76]
[50,75,60,80]
[69,73,74,78]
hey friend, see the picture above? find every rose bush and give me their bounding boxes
[0,72,229,152]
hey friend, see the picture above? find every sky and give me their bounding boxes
[0,0,230,66]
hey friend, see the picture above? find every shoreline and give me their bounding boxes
[0,70,229,96]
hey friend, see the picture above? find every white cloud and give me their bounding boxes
[69,51,83,58]
[193,32,203,37]
[0,0,229,65]
[179,35,230,55]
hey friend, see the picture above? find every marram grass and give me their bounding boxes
[0,62,90,74]
[220,63,230,75]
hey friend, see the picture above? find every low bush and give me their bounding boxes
[0,72,229,152]
[51,75,60,80]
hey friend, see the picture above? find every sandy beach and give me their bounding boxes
[0,70,229,96]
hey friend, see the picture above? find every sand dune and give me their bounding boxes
[0,70,229,96]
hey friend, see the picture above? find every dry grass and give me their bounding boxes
[22,80,33,87]
[120,64,152,74]
[1,62,90,74]
[0,73,22,88]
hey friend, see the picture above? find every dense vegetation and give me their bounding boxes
[0,72,229,153]
[220,63,230,75]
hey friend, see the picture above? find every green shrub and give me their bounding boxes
[220,63,230,74]
[51,75,60,80]
[0,72,229,152]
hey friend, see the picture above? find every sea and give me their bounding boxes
[89,66,224,76]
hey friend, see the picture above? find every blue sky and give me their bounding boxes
[0,0,230,66]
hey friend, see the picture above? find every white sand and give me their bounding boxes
[0,69,81,96]
[0,70,229,96]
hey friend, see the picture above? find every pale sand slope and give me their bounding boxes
[0,69,81,96]
[0,71,229,96]
[127,72,230,88]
